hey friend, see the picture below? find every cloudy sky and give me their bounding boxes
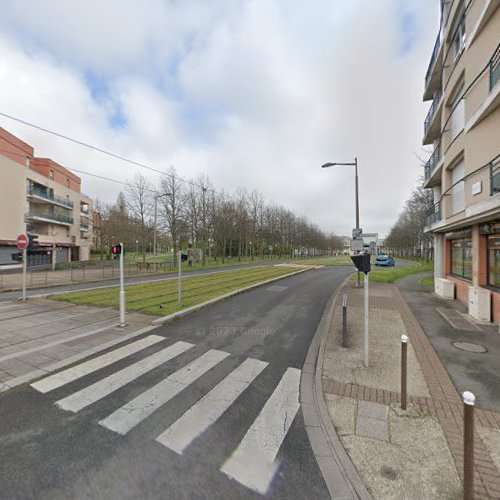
[0,0,440,237]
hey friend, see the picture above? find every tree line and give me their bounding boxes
[93,167,344,264]
[385,186,433,260]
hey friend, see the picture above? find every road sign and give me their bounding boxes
[352,228,362,239]
[17,233,28,250]
[351,238,364,252]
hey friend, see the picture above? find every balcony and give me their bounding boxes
[424,143,442,187]
[490,157,500,196]
[424,32,444,100]
[28,185,74,209]
[27,210,74,226]
[80,223,90,231]
[426,201,441,226]
[423,89,443,145]
[490,44,500,91]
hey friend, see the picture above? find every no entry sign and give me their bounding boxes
[17,233,28,250]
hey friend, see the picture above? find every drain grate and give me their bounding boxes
[452,341,487,353]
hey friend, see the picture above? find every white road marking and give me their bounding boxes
[99,349,230,435]
[31,335,165,393]
[220,367,301,494]
[55,341,193,412]
[157,357,268,454]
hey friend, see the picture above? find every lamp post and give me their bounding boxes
[135,240,138,256]
[322,158,361,287]
[153,192,172,272]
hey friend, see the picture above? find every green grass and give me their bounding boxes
[350,261,433,284]
[49,265,306,316]
[294,255,353,266]
[417,275,434,286]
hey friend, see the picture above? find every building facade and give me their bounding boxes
[423,0,500,321]
[0,127,93,267]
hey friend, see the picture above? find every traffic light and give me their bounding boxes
[28,234,38,249]
[111,243,123,258]
[351,254,371,274]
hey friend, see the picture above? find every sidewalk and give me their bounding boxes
[0,299,154,391]
[320,277,500,499]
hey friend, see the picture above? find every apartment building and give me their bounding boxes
[0,127,93,267]
[423,0,500,321]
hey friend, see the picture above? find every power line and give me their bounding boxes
[0,110,234,199]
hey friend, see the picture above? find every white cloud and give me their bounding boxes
[0,0,440,237]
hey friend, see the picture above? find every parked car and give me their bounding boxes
[375,255,395,267]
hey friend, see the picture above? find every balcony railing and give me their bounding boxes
[490,157,500,196]
[80,223,89,230]
[28,210,74,225]
[426,201,441,226]
[424,88,442,135]
[490,44,500,91]
[425,32,442,88]
[424,143,442,180]
[28,186,74,209]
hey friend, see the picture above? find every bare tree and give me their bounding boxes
[159,167,184,266]
[126,173,153,264]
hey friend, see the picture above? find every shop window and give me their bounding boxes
[451,238,472,279]
[488,236,500,287]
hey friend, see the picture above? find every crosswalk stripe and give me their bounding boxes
[220,367,301,494]
[156,357,268,454]
[31,335,166,393]
[99,349,230,435]
[56,341,194,413]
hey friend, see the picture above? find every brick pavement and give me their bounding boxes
[324,281,500,499]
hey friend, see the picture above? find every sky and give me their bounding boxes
[0,0,440,238]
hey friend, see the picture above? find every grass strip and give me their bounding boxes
[50,265,305,316]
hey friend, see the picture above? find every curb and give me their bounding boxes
[150,266,314,326]
[301,275,371,500]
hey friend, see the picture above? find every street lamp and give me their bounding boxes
[135,240,139,255]
[153,192,172,272]
[322,158,361,287]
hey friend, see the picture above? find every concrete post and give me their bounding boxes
[401,335,408,410]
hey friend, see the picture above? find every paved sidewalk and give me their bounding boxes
[321,279,500,499]
[0,299,154,391]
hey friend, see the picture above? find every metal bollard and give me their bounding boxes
[463,391,475,500]
[401,335,408,410]
[342,294,348,347]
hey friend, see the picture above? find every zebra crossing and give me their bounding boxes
[30,335,302,495]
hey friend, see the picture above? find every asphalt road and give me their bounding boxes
[0,260,290,302]
[0,266,352,499]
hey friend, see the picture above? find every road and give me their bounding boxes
[0,260,294,302]
[0,266,352,499]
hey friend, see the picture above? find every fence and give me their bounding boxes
[0,261,175,291]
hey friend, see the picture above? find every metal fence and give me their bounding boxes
[0,260,175,290]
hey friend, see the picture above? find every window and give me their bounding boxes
[451,238,472,279]
[449,82,464,140]
[451,7,465,61]
[451,158,465,214]
[488,236,500,287]
[49,170,54,179]
[66,178,70,188]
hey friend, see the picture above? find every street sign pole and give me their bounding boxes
[178,250,182,307]
[364,271,369,367]
[22,248,27,302]
[119,242,126,327]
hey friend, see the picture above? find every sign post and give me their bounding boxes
[178,250,182,307]
[17,233,28,302]
[119,242,126,327]
[350,253,371,367]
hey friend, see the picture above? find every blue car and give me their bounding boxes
[375,255,395,267]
